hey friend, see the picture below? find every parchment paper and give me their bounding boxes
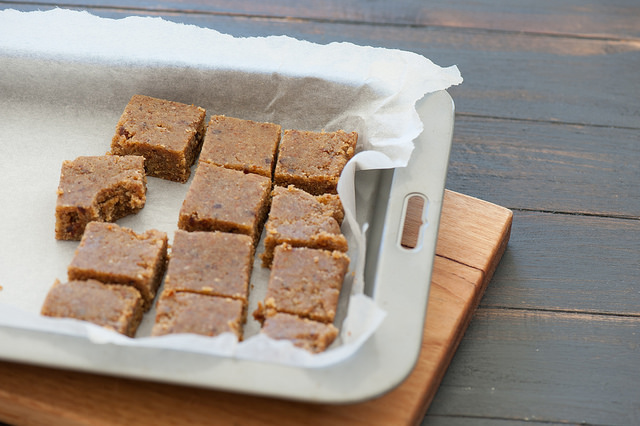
[0,9,462,368]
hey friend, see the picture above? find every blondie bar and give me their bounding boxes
[261,185,347,267]
[260,312,339,353]
[178,163,271,244]
[67,222,168,310]
[111,95,206,183]
[199,115,281,178]
[41,279,144,338]
[274,129,357,195]
[254,244,350,324]
[151,291,245,339]
[163,230,254,304]
[55,155,146,240]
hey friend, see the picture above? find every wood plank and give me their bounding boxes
[424,417,567,426]
[425,307,640,425]
[436,191,513,279]
[0,191,512,426]
[447,116,640,218]
[14,0,640,39]
[482,211,640,315]
[5,4,639,129]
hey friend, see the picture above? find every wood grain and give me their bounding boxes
[13,0,640,38]
[426,308,640,426]
[0,191,512,426]
[436,191,513,280]
[482,211,640,315]
[448,116,640,218]
[5,2,640,130]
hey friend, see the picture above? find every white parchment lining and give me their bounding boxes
[0,9,462,368]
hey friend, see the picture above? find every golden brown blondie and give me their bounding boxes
[199,115,281,178]
[163,230,254,304]
[254,244,350,324]
[55,155,146,241]
[111,95,206,183]
[261,185,347,267]
[67,222,168,311]
[260,312,339,353]
[151,291,245,339]
[41,279,145,338]
[178,162,272,245]
[274,129,357,195]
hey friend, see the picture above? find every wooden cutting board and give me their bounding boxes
[0,190,512,426]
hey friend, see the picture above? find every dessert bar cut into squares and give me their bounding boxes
[111,94,206,183]
[151,291,245,340]
[274,129,357,195]
[261,185,347,267]
[163,230,254,303]
[67,222,168,311]
[199,115,281,178]
[41,279,145,338]
[254,244,350,324]
[55,155,146,241]
[260,312,339,353]
[178,162,272,245]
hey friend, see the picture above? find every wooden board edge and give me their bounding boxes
[437,190,514,276]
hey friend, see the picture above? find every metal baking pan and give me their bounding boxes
[0,43,454,405]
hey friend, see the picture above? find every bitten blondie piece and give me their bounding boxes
[163,230,254,304]
[274,129,357,195]
[254,244,350,324]
[55,155,146,241]
[178,163,272,245]
[111,94,206,183]
[41,279,145,338]
[151,291,245,339]
[260,312,339,353]
[261,185,347,267]
[199,115,282,178]
[67,222,168,311]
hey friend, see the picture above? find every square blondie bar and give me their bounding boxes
[111,95,206,183]
[164,230,254,304]
[178,162,272,244]
[254,244,350,324]
[261,185,347,267]
[67,222,168,311]
[41,279,145,338]
[274,129,357,195]
[199,115,281,178]
[260,312,339,353]
[55,155,146,241]
[151,291,245,339]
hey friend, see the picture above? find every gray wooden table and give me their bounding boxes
[3,1,639,425]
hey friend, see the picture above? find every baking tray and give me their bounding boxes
[0,45,454,405]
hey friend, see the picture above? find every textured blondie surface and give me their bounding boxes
[67,222,168,311]
[111,94,206,183]
[41,279,144,338]
[274,129,357,195]
[261,185,347,267]
[55,155,146,241]
[199,115,281,178]
[178,162,272,244]
[254,244,350,323]
[163,230,254,303]
[151,291,245,339]
[261,312,339,353]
